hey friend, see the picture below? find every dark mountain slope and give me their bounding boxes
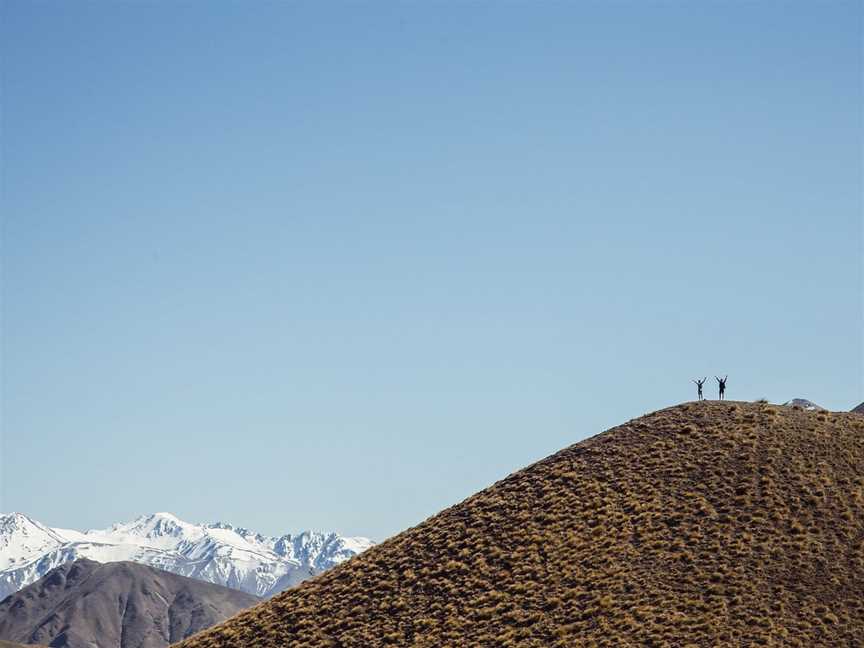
[178,401,864,647]
[0,559,258,648]
[852,401,864,414]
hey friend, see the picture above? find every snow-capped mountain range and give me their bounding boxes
[0,512,374,601]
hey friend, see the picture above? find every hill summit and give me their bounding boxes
[178,401,864,647]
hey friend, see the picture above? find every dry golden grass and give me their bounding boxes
[176,401,864,647]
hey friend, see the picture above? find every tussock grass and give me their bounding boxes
[176,402,864,647]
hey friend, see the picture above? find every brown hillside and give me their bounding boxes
[0,559,258,648]
[177,402,864,647]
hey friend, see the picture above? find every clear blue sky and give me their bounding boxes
[1,1,861,541]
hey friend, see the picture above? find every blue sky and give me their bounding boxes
[1,1,861,541]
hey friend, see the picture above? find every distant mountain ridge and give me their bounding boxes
[0,559,257,648]
[0,512,373,600]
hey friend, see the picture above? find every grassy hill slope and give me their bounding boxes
[178,401,864,647]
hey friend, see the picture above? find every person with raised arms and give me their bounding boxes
[716,375,728,400]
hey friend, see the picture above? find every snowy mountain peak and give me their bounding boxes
[0,512,45,532]
[205,522,271,547]
[0,513,67,571]
[105,512,191,536]
[150,511,183,524]
[0,512,31,532]
[0,513,374,600]
[783,398,825,411]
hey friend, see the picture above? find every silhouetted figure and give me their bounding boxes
[693,377,707,400]
[716,375,728,400]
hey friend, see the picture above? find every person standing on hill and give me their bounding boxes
[716,375,728,400]
[693,377,707,401]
